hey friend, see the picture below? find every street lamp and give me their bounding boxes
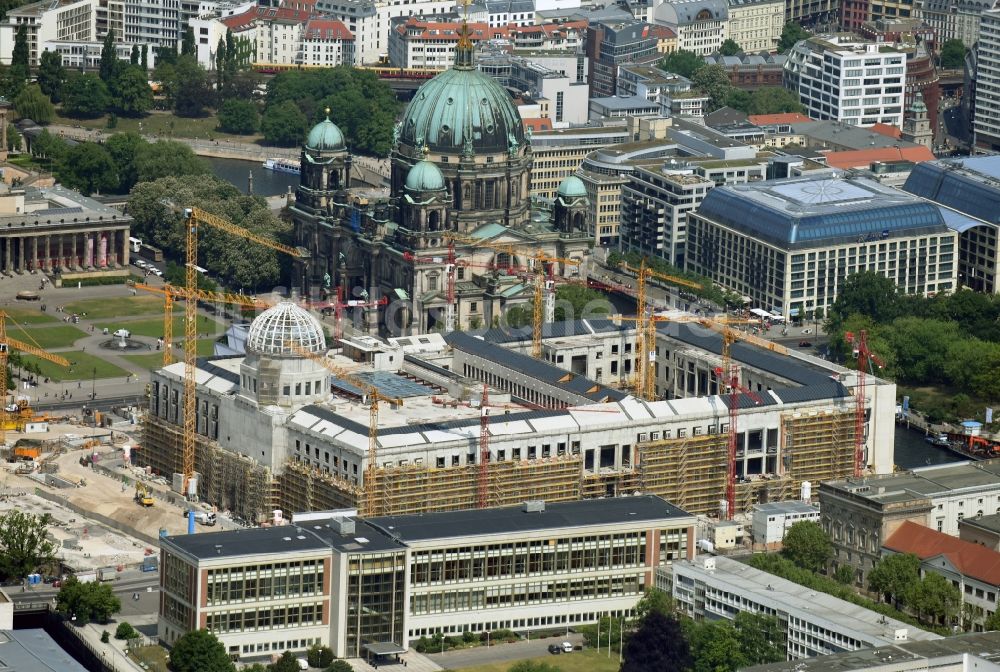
[91,367,96,400]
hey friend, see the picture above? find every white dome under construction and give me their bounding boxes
[246,301,326,356]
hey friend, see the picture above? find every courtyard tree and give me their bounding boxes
[55,577,121,625]
[168,629,234,672]
[0,510,55,580]
[734,612,785,665]
[778,22,810,53]
[689,620,747,672]
[720,38,742,55]
[911,573,961,625]
[940,39,966,69]
[659,49,704,77]
[692,64,733,113]
[58,142,118,195]
[37,50,65,102]
[781,520,832,572]
[621,611,692,672]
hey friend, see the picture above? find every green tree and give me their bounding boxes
[182,27,195,56]
[215,36,227,98]
[134,140,209,183]
[55,577,121,625]
[11,23,28,78]
[6,122,20,151]
[692,64,733,113]
[130,44,139,65]
[622,611,692,672]
[689,620,747,672]
[14,84,53,123]
[307,645,334,668]
[261,100,307,146]
[0,0,29,22]
[37,50,65,102]
[778,22,810,53]
[984,610,1000,631]
[910,573,961,625]
[828,271,900,330]
[105,131,145,193]
[725,88,752,113]
[61,73,111,118]
[868,553,921,608]
[733,612,784,666]
[58,142,118,195]
[750,87,803,114]
[660,49,704,78]
[270,652,301,672]
[781,520,832,572]
[634,587,674,624]
[940,39,966,69]
[170,55,210,117]
[0,510,55,580]
[29,128,68,166]
[112,65,152,116]
[168,629,234,672]
[114,621,138,639]
[325,659,353,672]
[99,29,119,83]
[833,564,855,585]
[719,38,742,56]
[555,284,609,321]
[217,98,258,134]
[140,44,148,71]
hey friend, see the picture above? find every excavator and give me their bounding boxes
[134,482,154,507]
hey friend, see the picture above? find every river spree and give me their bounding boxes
[207,156,298,196]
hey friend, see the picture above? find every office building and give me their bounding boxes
[314,0,454,65]
[0,0,96,66]
[704,53,787,89]
[820,460,1000,584]
[617,64,710,117]
[975,10,1000,150]
[527,123,631,199]
[884,521,1000,628]
[651,0,728,55]
[662,556,939,659]
[477,50,590,124]
[388,18,504,69]
[784,36,906,128]
[585,20,659,98]
[685,174,959,319]
[919,0,983,48]
[726,0,783,52]
[158,496,697,660]
[299,18,354,66]
[752,500,821,549]
[903,155,1000,294]
[744,632,1000,672]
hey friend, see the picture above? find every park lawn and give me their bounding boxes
[451,650,619,672]
[8,324,85,350]
[63,295,178,320]
[123,338,220,372]
[18,351,129,381]
[52,110,265,144]
[0,307,60,324]
[129,645,169,672]
[96,314,220,340]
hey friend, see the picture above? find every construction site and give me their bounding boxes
[135,292,893,524]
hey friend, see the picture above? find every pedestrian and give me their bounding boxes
[78,381,81,389]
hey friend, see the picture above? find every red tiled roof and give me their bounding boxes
[822,146,935,170]
[221,9,257,30]
[870,122,902,139]
[523,118,552,131]
[222,5,312,30]
[647,24,677,39]
[748,112,813,125]
[884,521,1000,586]
[304,18,352,40]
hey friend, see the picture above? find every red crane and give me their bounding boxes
[845,330,884,477]
[714,330,762,520]
[478,384,490,508]
[310,286,388,341]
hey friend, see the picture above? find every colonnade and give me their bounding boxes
[0,228,130,274]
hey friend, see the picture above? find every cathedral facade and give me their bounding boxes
[290,30,591,335]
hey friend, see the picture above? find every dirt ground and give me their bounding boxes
[2,421,197,569]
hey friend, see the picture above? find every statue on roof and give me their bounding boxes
[508,132,519,158]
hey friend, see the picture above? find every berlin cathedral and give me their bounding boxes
[290,24,592,335]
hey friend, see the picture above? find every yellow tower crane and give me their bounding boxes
[0,312,70,445]
[131,282,274,366]
[286,343,403,517]
[621,261,701,399]
[163,204,310,498]
[445,234,580,358]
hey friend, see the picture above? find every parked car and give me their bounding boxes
[547,644,562,655]
[798,341,812,348]
[562,641,574,653]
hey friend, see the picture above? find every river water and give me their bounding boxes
[207,156,299,196]
[894,424,965,469]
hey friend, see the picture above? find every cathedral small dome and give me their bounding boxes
[306,113,346,152]
[246,301,326,356]
[557,175,587,199]
[405,159,447,192]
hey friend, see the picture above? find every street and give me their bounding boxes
[426,633,585,670]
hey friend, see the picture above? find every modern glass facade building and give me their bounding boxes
[685,174,960,318]
[158,496,696,663]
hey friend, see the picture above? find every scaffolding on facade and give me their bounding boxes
[638,434,729,515]
[780,409,856,487]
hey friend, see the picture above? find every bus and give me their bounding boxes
[128,237,142,253]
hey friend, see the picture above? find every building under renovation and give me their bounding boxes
[138,301,896,523]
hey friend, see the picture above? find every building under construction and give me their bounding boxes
[138,303,894,523]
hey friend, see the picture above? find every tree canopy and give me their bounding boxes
[719,39,742,56]
[869,553,921,608]
[218,98,259,135]
[910,573,961,625]
[61,73,112,118]
[270,652,301,672]
[105,131,145,193]
[37,50,65,102]
[111,65,153,116]
[56,577,121,625]
[778,22,811,53]
[940,39,966,69]
[14,84,53,124]
[555,284,609,321]
[660,49,704,78]
[261,100,308,146]
[781,520,832,572]
[133,140,209,183]
[733,612,785,665]
[0,510,55,580]
[59,142,118,195]
[692,65,732,113]
[168,629,235,672]
[128,175,289,289]
[265,66,401,154]
[688,620,747,672]
[622,611,693,672]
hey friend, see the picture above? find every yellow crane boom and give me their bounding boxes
[0,311,70,445]
[287,342,402,517]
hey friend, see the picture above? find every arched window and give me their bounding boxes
[428,211,441,231]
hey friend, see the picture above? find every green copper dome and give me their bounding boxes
[306,114,346,152]
[405,159,447,192]
[399,67,525,154]
[557,175,587,199]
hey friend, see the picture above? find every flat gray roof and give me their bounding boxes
[744,631,1000,672]
[673,556,940,645]
[825,459,1000,503]
[754,501,819,515]
[960,512,1000,534]
[0,629,90,672]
